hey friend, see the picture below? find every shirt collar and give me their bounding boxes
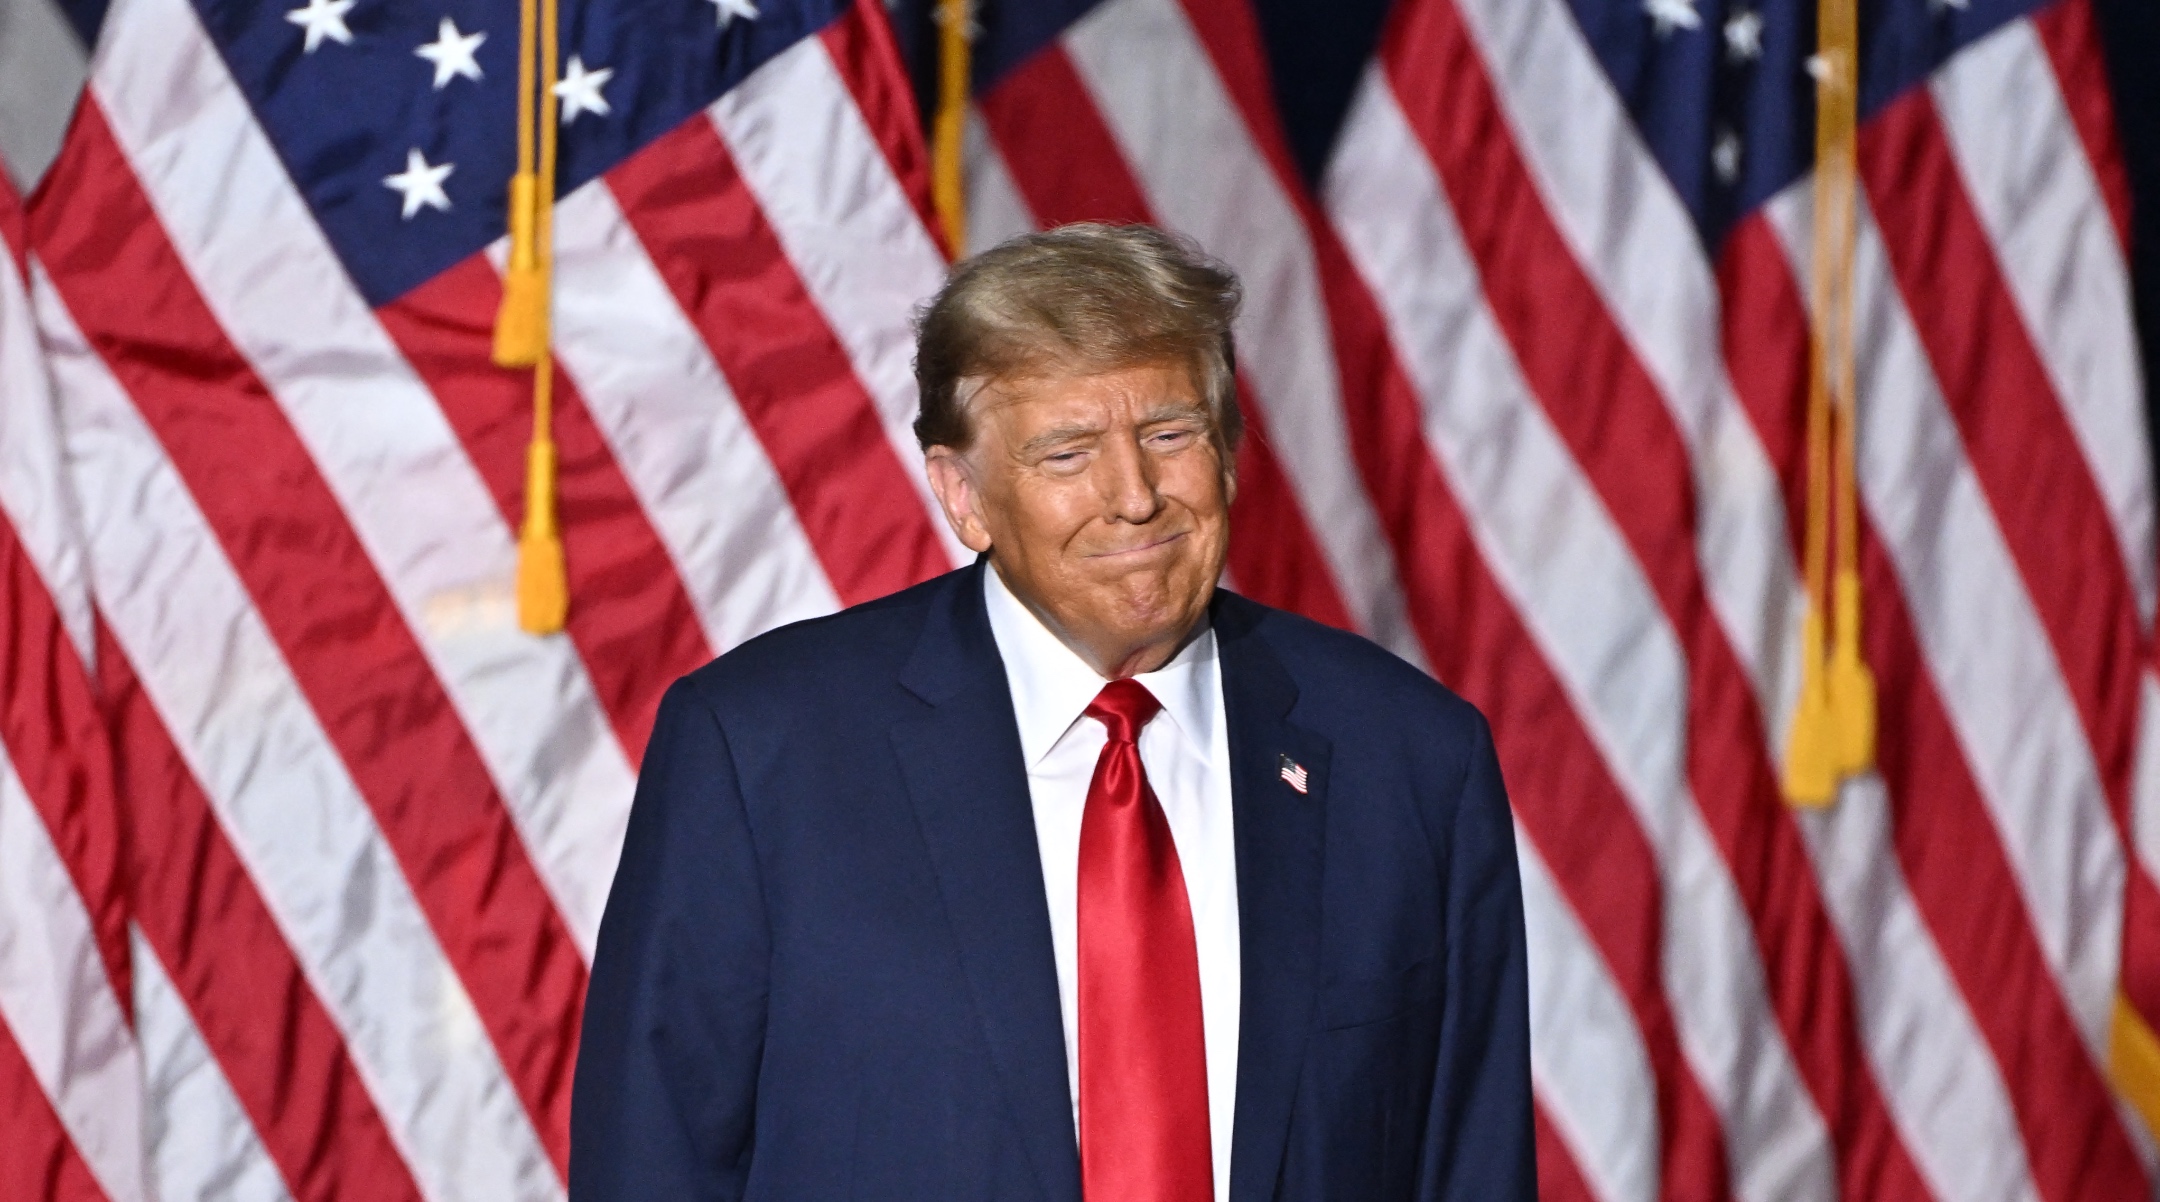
[983,562,1220,767]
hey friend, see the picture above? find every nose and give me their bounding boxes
[1096,431,1164,525]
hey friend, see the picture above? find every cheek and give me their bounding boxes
[999,478,1099,555]
[1163,455,1233,523]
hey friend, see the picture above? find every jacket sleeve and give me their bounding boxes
[570,678,770,1201]
[1417,712,1537,1201]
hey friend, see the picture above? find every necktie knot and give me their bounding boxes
[1087,678,1162,745]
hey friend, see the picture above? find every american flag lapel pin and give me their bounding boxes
[1278,753,1309,795]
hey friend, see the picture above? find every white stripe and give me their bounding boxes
[1793,778,2040,1202]
[1326,77,1833,1202]
[89,0,635,958]
[710,35,970,570]
[962,108,1037,254]
[33,262,562,1202]
[0,742,145,1202]
[1768,188,2125,1058]
[133,928,293,1202]
[1057,0,1425,670]
[2135,669,2160,891]
[1930,18,2156,625]
[1447,0,1803,753]
[1432,0,2096,1190]
[0,215,94,666]
[543,182,841,653]
[1515,824,1657,1202]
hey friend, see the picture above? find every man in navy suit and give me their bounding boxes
[570,224,1535,1202]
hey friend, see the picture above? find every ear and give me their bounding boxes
[925,446,994,554]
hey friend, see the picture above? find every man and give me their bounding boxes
[570,224,1534,1202]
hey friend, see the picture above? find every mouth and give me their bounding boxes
[1085,531,1188,561]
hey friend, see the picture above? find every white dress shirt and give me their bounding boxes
[983,565,1241,1202]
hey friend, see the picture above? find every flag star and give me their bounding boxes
[706,0,758,27]
[285,0,355,53]
[1643,0,1700,37]
[415,17,485,89]
[552,55,613,123]
[1712,127,1743,184]
[383,148,453,218]
[1723,8,1763,61]
[1928,0,1969,10]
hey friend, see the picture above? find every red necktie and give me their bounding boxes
[1077,679,1213,1202]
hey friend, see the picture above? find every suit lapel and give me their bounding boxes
[890,562,1081,1202]
[1216,595,1329,1202]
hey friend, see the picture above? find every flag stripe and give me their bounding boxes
[0,747,138,1202]
[1447,0,1809,747]
[96,629,425,1202]
[132,928,296,1202]
[1858,94,2147,1029]
[711,32,972,571]
[31,257,426,1202]
[2030,0,2134,250]
[1370,8,1945,1200]
[33,153,568,1202]
[1929,18,2154,623]
[606,116,950,607]
[1716,216,2045,1202]
[1517,826,1659,1202]
[1320,74,1743,1202]
[818,3,945,256]
[1862,91,2145,839]
[971,45,1360,632]
[537,181,847,652]
[1746,196,2149,1202]
[0,1017,112,1202]
[0,297,128,1034]
[377,254,711,764]
[1534,1100,1608,1202]
[82,0,641,969]
[1062,0,1425,665]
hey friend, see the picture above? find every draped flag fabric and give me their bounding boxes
[0,0,2156,1200]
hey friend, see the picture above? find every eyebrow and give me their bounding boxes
[1015,405,1212,458]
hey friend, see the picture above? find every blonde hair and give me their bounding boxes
[912,223,1243,452]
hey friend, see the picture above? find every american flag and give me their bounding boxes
[0,0,2154,1199]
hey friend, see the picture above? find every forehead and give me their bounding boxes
[975,361,1204,423]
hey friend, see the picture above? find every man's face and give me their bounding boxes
[925,360,1235,678]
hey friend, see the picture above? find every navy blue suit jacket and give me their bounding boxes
[570,561,1535,1201]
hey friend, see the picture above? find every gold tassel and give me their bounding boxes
[506,0,566,633]
[931,0,972,257]
[1785,0,1870,805]
[494,173,547,366]
[2112,993,2160,1144]
[516,364,568,634]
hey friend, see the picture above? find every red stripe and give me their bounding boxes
[0,1018,111,1202]
[1861,90,2152,973]
[1376,347,1732,1201]
[2031,0,2133,250]
[1293,146,1734,1190]
[377,255,712,763]
[1378,4,1935,1199]
[1718,209,2150,1202]
[975,48,1356,631]
[33,103,583,1174]
[819,1,946,259]
[604,117,948,608]
[96,623,424,1202]
[0,480,131,1020]
[1532,1101,1603,1202]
